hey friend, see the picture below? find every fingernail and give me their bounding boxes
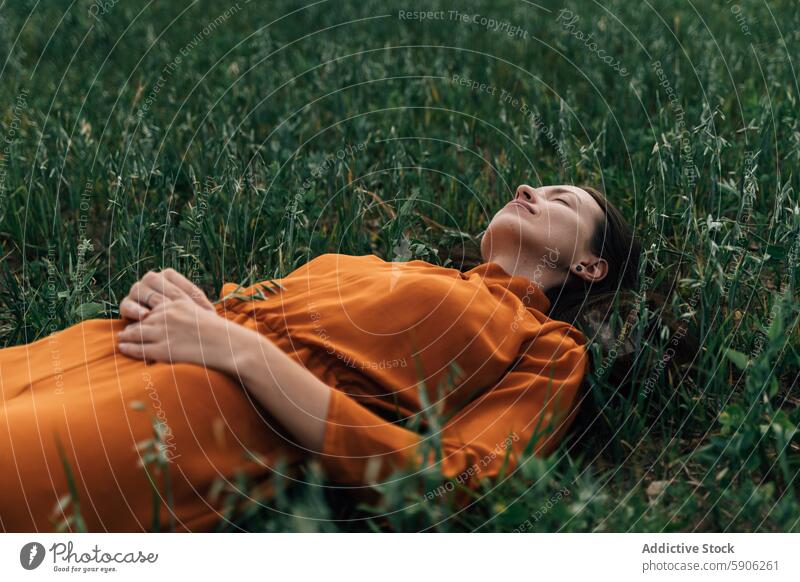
[119,343,129,351]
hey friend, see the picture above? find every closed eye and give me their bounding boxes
[555,198,571,207]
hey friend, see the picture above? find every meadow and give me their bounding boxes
[0,0,798,532]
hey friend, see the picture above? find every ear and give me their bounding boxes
[573,255,608,284]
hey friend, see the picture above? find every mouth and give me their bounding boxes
[506,199,535,215]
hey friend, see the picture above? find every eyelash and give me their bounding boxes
[555,198,570,207]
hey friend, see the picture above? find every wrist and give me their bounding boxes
[220,323,273,384]
[203,317,248,376]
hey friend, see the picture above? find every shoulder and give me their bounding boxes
[518,318,589,371]
[539,315,589,348]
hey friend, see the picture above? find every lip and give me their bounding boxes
[506,199,536,215]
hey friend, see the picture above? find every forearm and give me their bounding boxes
[220,325,332,452]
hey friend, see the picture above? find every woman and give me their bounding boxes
[0,183,640,532]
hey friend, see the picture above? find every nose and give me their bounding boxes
[515,184,541,206]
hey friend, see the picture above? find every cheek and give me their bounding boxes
[555,211,582,238]
[542,214,580,255]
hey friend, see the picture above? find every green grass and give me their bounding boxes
[1,0,798,532]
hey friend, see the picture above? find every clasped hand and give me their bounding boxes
[116,268,237,370]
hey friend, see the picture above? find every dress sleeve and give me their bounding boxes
[318,325,589,499]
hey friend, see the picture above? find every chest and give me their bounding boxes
[276,256,534,405]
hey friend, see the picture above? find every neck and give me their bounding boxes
[483,249,564,294]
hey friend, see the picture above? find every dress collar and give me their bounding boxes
[463,262,552,314]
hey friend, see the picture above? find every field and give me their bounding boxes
[0,0,798,532]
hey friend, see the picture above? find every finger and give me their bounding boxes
[118,322,161,343]
[139,271,187,302]
[162,269,214,310]
[128,281,170,308]
[119,296,150,320]
[144,299,172,319]
[118,341,162,364]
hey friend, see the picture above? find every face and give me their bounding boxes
[480,184,607,288]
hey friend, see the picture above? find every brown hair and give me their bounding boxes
[544,184,642,325]
[545,185,699,455]
[540,184,697,381]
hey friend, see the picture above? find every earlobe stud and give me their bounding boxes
[575,265,583,272]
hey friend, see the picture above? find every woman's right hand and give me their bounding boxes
[119,268,215,321]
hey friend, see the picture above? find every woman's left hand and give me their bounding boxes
[116,298,243,371]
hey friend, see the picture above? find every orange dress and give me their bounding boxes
[0,253,588,532]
